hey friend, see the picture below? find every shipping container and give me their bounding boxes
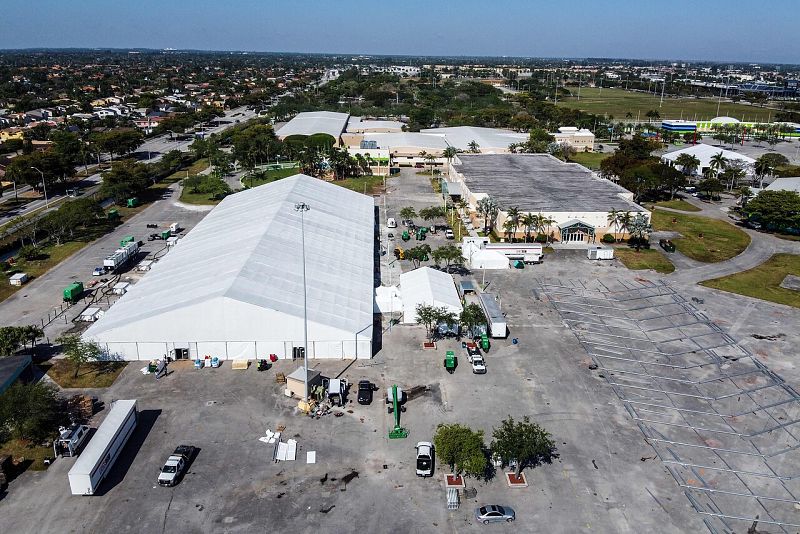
[63,282,84,303]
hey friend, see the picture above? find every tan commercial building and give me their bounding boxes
[446,154,648,243]
[552,127,595,152]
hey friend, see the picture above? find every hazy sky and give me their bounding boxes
[1,0,798,63]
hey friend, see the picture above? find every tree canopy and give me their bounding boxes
[490,415,556,476]
[433,423,488,478]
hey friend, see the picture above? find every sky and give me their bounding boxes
[1,0,798,64]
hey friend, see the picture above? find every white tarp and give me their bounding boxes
[400,267,462,324]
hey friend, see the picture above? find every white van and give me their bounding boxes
[387,217,397,228]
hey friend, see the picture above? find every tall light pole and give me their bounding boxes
[294,202,310,403]
[30,167,49,207]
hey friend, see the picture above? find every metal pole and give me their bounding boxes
[30,167,48,207]
[295,202,310,402]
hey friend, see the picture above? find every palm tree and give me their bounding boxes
[709,152,727,178]
[521,213,537,243]
[674,154,700,177]
[617,211,633,240]
[505,206,520,241]
[424,153,437,175]
[754,158,772,189]
[502,219,515,242]
[628,214,653,252]
[476,196,499,234]
[443,146,457,175]
[467,140,480,153]
[607,208,619,241]
[540,214,556,243]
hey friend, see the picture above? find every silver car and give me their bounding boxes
[475,504,515,524]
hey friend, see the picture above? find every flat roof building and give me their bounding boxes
[84,175,374,361]
[553,127,595,152]
[449,154,647,243]
[421,126,527,153]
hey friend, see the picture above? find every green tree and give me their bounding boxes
[100,159,151,204]
[476,196,499,234]
[0,325,42,357]
[92,129,144,160]
[697,177,724,200]
[431,244,465,272]
[745,190,800,231]
[405,244,432,269]
[57,334,104,378]
[709,152,728,177]
[674,153,700,177]
[433,423,488,478]
[399,206,417,223]
[467,140,480,153]
[460,303,486,337]
[0,382,63,442]
[628,213,653,251]
[415,303,440,341]
[490,416,556,477]
[504,206,520,241]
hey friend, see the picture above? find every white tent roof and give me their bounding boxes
[276,111,350,139]
[765,177,800,193]
[346,117,404,132]
[84,175,374,344]
[421,126,527,152]
[662,143,755,170]
[399,267,462,324]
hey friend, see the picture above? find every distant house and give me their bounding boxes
[553,127,596,152]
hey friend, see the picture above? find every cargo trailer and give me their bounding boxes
[478,293,507,338]
[587,246,614,260]
[68,399,138,496]
[103,241,139,272]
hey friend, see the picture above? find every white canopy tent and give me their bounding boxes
[399,267,462,324]
[84,175,374,361]
[661,143,755,175]
[461,241,509,270]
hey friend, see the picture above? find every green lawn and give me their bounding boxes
[568,151,610,170]
[179,188,224,206]
[1,241,87,303]
[701,254,800,308]
[651,210,750,263]
[332,175,385,195]
[653,199,701,212]
[245,164,301,188]
[557,87,776,122]
[615,248,675,273]
[42,359,127,389]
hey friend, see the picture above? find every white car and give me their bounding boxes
[387,217,397,228]
[415,441,434,477]
[471,355,487,374]
[445,229,455,240]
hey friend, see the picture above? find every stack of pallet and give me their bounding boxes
[275,373,286,384]
[68,394,94,422]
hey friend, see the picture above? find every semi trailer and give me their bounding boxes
[103,241,139,273]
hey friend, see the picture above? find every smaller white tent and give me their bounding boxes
[662,143,755,174]
[400,267,462,324]
[462,241,509,270]
[374,285,402,314]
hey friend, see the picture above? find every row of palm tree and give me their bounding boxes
[500,206,556,242]
[606,209,635,241]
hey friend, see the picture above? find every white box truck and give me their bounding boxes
[478,293,507,338]
[68,399,138,496]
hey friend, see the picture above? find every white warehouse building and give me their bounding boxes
[84,175,375,361]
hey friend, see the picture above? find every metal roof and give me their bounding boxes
[84,175,374,342]
[454,154,646,213]
[661,143,756,168]
[364,132,449,150]
[276,111,349,139]
[421,126,527,152]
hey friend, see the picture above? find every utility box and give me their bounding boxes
[63,282,84,303]
[120,236,135,247]
[587,246,614,260]
[126,198,139,208]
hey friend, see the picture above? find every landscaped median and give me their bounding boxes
[614,248,675,274]
[700,253,800,308]
[651,210,750,263]
[652,199,701,212]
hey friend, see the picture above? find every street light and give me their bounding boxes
[294,202,310,403]
[30,166,49,207]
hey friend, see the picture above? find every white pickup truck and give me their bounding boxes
[465,342,487,374]
[158,445,195,487]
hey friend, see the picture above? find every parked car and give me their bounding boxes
[415,441,434,477]
[387,217,397,228]
[445,229,455,239]
[92,267,106,276]
[158,445,196,487]
[475,504,515,524]
[357,380,374,405]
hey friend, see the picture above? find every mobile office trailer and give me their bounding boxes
[478,293,507,338]
[587,246,614,260]
[68,399,138,496]
[54,424,90,457]
[484,242,543,261]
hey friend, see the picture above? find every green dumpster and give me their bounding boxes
[126,197,139,208]
[63,281,84,303]
[161,230,171,240]
[401,231,410,241]
[444,351,456,374]
[480,334,490,351]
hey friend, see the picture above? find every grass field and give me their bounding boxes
[701,254,800,308]
[651,210,750,263]
[568,152,610,170]
[653,199,702,212]
[0,241,87,303]
[42,359,127,389]
[245,164,301,188]
[558,87,776,122]
[615,248,675,273]
[332,175,384,195]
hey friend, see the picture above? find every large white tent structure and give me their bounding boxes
[84,174,375,361]
[399,267,462,324]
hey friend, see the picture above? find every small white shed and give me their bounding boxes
[137,260,154,272]
[9,273,29,286]
[587,246,614,260]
